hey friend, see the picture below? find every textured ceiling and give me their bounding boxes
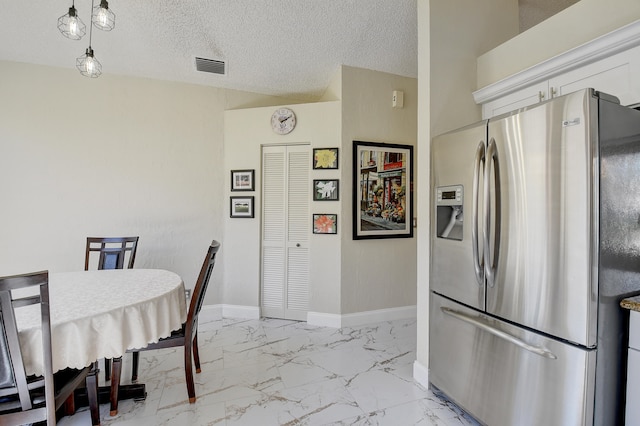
[0,0,418,100]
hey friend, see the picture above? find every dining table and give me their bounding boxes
[14,268,187,417]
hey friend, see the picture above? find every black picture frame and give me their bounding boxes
[231,169,255,191]
[313,179,339,201]
[312,148,339,170]
[230,196,255,218]
[313,214,338,234]
[352,140,413,240]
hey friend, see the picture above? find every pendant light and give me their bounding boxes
[92,0,115,31]
[57,1,86,40]
[75,0,102,78]
[58,0,116,78]
[76,47,102,78]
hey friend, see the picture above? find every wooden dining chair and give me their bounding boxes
[85,236,139,271]
[84,236,140,383]
[0,271,100,426]
[110,240,221,413]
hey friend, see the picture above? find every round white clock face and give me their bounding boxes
[271,108,296,135]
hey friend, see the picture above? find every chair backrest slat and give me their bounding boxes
[0,291,31,410]
[186,241,220,335]
[0,299,17,391]
[0,271,54,424]
[85,237,139,271]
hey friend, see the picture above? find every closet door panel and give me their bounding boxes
[262,144,310,320]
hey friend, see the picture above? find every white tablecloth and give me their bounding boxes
[15,269,186,376]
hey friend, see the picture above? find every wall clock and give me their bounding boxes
[271,107,296,135]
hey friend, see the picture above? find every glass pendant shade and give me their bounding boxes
[57,6,86,40]
[92,0,115,31]
[76,48,102,78]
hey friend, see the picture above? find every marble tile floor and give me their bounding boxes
[59,317,480,426]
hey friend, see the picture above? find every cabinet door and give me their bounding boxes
[630,310,640,349]
[549,45,640,106]
[482,81,548,119]
[626,311,640,423]
[627,347,640,422]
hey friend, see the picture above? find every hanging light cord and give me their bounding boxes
[88,0,94,51]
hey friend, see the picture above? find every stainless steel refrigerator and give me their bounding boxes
[430,88,640,426]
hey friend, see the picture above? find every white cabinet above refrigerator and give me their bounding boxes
[474,21,640,119]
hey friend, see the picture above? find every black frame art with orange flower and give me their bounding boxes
[312,214,338,234]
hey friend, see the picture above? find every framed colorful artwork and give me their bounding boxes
[313,179,339,201]
[230,196,254,218]
[231,169,255,191]
[353,140,413,240]
[312,148,339,170]
[313,214,337,234]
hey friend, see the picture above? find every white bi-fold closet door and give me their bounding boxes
[261,144,310,320]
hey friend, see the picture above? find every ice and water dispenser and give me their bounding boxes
[435,185,463,241]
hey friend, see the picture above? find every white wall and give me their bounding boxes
[415,0,518,385]
[478,0,640,88]
[223,101,342,314]
[340,66,418,314]
[415,0,432,389]
[1,59,417,320]
[0,60,293,303]
[223,66,418,320]
[429,0,519,137]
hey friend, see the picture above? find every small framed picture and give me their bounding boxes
[230,196,254,218]
[313,179,339,201]
[313,214,337,234]
[313,148,339,170]
[231,169,255,191]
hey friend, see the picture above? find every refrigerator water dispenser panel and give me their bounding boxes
[436,185,463,241]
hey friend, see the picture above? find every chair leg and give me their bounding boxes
[104,358,111,381]
[110,357,122,416]
[63,393,76,415]
[193,334,201,374]
[131,351,139,382]
[86,367,101,426]
[184,343,196,403]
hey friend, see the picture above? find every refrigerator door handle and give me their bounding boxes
[484,138,501,287]
[441,307,557,359]
[472,141,485,286]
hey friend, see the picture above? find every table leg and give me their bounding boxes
[74,383,146,411]
[86,367,100,426]
[110,357,122,415]
[131,351,140,382]
[104,358,111,381]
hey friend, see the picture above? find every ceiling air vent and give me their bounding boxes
[195,57,226,75]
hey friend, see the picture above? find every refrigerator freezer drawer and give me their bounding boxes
[430,293,596,426]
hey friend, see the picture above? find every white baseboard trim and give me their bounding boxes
[222,304,261,319]
[202,304,416,327]
[413,359,429,389]
[307,312,342,328]
[199,305,223,322]
[200,304,260,321]
[308,305,416,328]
